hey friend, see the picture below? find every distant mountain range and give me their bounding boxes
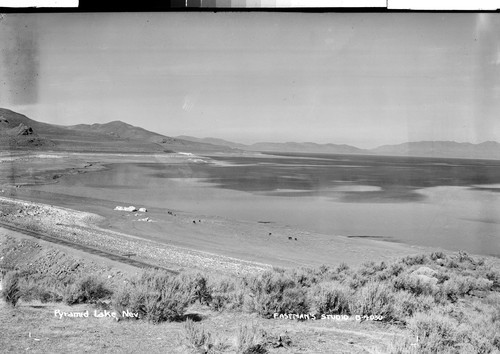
[178,135,500,160]
[177,136,366,155]
[1,108,498,159]
[371,141,500,159]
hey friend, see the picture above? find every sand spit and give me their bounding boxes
[0,196,271,276]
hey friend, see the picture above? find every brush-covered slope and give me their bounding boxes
[0,108,56,149]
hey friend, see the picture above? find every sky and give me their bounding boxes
[0,12,499,148]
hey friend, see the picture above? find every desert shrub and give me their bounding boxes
[287,267,319,287]
[144,290,187,323]
[485,269,500,290]
[386,335,420,354]
[400,254,428,267]
[243,271,308,318]
[392,291,435,321]
[236,323,267,354]
[350,282,396,321]
[20,277,64,303]
[181,318,228,353]
[319,262,353,283]
[280,287,308,314]
[1,270,22,306]
[484,293,500,325]
[440,275,493,302]
[392,273,437,297]
[63,275,112,305]
[336,262,350,273]
[180,272,212,305]
[434,270,450,285]
[112,271,190,323]
[309,281,351,315]
[355,261,390,285]
[407,311,496,353]
[182,318,212,352]
[139,269,174,290]
[111,282,132,311]
[407,312,460,353]
[192,274,211,305]
[208,278,232,312]
[443,258,460,269]
[345,272,370,290]
[208,277,245,312]
[429,251,447,261]
[317,264,330,275]
[457,325,497,354]
[374,263,406,282]
[358,261,378,277]
[446,294,500,351]
[112,281,147,318]
[208,293,227,312]
[456,251,475,265]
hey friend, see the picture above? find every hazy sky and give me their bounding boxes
[1,13,499,148]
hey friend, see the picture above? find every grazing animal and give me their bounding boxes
[269,232,272,236]
[295,238,297,241]
[193,220,196,224]
[288,237,292,240]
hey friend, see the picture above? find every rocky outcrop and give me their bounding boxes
[9,123,34,136]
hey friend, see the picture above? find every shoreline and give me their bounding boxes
[0,195,272,276]
[2,150,493,272]
[0,190,443,273]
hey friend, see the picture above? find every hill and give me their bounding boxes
[67,121,236,153]
[176,135,248,150]
[0,108,231,153]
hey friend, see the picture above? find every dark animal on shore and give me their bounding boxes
[288,237,292,240]
[193,220,196,224]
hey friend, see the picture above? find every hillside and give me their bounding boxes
[0,108,231,153]
[68,121,234,153]
[176,135,248,150]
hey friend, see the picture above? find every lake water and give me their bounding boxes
[40,152,500,257]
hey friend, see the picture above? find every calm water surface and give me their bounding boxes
[41,153,500,256]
